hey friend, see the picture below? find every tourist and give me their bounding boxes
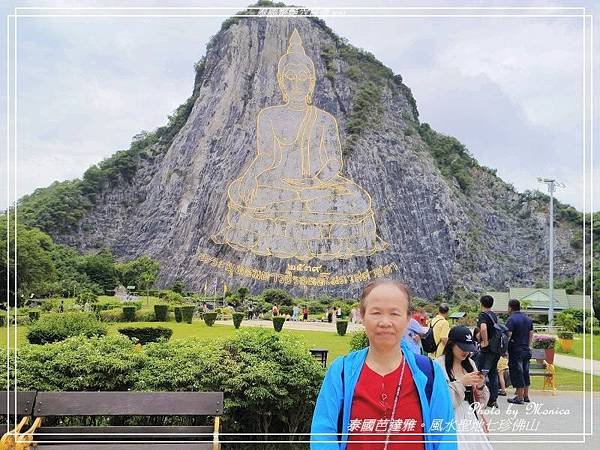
[476,295,501,408]
[292,305,300,321]
[435,326,493,449]
[303,305,309,321]
[350,307,357,324]
[336,307,343,321]
[497,356,508,396]
[403,317,429,355]
[327,308,333,323]
[505,299,534,404]
[247,304,254,321]
[311,278,457,449]
[428,304,450,359]
[272,304,280,317]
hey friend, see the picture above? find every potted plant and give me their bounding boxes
[532,334,556,363]
[558,330,574,353]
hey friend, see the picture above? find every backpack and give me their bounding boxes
[421,318,443,354]
[485,311,509,355]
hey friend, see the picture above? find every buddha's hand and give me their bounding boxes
[238,177,258,205]
[283,177,334,189]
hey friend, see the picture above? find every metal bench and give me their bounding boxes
[530,348,557,394]
[10,391,223,450]
[0,391,37,449]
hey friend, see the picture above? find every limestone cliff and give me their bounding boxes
[40,11,580,298]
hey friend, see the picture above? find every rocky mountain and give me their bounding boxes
[20,6,582,299]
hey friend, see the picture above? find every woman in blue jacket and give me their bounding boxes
[311,279,457,450]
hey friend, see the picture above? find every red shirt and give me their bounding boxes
[348,362,425,450]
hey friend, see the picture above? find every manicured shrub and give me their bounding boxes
[136,328,324,434]
[135,310,156,322]
[28,311,40,322]
[122,306,136,322]
[4,335,144,391]
[154,304,169,322]
[26,312,107,344]
[123,300,143,311]
[232,312,244,329]
[349,330,369,351]
[203,312,217,327]
[336,320,349,336]
[558,330,574,340]
[98,308,123,322]
[273,316,286,332]
[180,306,195,324]
[92,298,122,312]
[174,306,183,323]
[118,326,173,344]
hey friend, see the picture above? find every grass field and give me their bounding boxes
[2,318,600,392]
[556,333,600,361]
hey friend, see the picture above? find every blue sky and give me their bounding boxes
[1,0,598,213]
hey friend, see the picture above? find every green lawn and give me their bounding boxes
[556,333,600,361]
[3,319,600,392]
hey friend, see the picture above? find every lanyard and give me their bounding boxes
[384,353,407,450]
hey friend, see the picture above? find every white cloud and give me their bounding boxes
[1,0,597,213]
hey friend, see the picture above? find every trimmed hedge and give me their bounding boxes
[118,326,173,344]
[180,306,195,324]
[26,312,107,344]
[154,304,169,322]
[203,312,217,327]
[273,316,286,332]
[1,329,325,435]
[174,306,183,323]
[122,306,136,322]
[135,310,156,322]
[349,330,369,351]
[336,320,349,336]
[99,308,123,322]
[232,312,244,329]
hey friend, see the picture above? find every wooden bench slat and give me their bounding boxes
[34,444,213,450]
[0,391,37,416]
[34,392,223,416]
[36,425,213,440]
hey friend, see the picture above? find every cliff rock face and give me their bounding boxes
[55,14,581,298]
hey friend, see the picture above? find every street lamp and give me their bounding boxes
[537,178,565,327]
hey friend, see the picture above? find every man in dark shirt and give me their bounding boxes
[476,294,501,408]
[506,299,534,404]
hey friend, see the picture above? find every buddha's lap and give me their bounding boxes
[227,206,378,237]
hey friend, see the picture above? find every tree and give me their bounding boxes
[79,249,118,291]
[118,256,160,290]
[261,288,293,307]
[0,220,56,306]
[171,279,185,294]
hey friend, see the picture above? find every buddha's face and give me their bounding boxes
[279,63,315,102]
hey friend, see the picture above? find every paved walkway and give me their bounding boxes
[552,354,600,375]
[486,391,599,448]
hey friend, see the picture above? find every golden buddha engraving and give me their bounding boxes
[211,29,388,260]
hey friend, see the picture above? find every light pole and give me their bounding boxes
[537,178,565,327]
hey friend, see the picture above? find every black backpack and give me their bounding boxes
[485,311,509,355]
[421,318,443,353]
